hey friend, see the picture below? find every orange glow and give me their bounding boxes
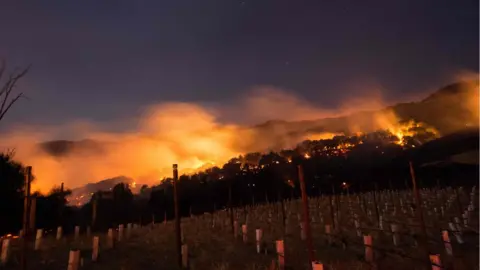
[0,81,475,193]
[305,132,339,141]
[384,119,438,146]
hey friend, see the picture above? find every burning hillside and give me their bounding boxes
[67,176,139,206]
[0,80,477,197]
[66,118,440,206]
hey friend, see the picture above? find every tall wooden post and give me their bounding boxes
[329,195,335,229]
[92,198,97,230]
[21,166,32,270]
[329,184,336,229]
[58,182,64,227]
[331,184,339,222]
[172,164,182,268]
[278,187,286,232]
[453,186,463,218]
[373,183,380,226]
[298,165,315,267]
[29,197,36,232]
[388,179,395,208]
[228,183,234,235]
[409,162,429,266]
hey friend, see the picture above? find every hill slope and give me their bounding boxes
[255,80,479,139]
[40,80,479,157]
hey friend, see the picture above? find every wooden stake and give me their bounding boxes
[21,166,32,270]
[242,224,248,243]
[325,224,332,244]
[29,197,36,232]
[442,231,452,256]
[58,182,64,226]
[276,240,285,270]
[233,220,239,238]
[331,184,339,226]
[67,250,80,270]
[391,224,400,246]
[228,182,234,236]
[373,183,380,227]
[34,229,42,250]
[454,187,463,218]
[363,235,373,263]
[92,236,99,262]
[311,261,324,270]
[56,226,62,240]
[126,223,132,239]
[173,164,182,268]
[429,254,441,270]
[118,225,124,242]
[298,165,315,267]
[354,219,361,237]
[329,195,335,229]
[92,198,97,230]
[409,161,430,263]
[181,244,188,268]
[256,229,263,253]
[107,228,114,248]
[278,189,286,235]
[1,238,10,265]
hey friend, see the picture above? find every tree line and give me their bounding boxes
[1,126,477,236]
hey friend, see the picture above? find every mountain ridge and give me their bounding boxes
[40,80,479,157]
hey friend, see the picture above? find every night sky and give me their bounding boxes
[0,0,478,130]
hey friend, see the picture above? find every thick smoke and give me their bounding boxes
[0,80,477,193]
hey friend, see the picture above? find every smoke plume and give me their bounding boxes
[0,80,477,193]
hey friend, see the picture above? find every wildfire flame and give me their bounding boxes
[1,80,474,194]
[386,120,438,146]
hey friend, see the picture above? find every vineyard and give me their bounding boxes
[0,2,477,269]
[1,179,478,270]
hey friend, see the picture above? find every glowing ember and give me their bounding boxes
[385,120,438,146]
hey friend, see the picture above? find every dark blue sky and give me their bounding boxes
[0,0,478,130]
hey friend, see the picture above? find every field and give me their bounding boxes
[1,186,478,270]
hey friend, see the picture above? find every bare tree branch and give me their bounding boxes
[0,93,23,122]
[0,61,31,123]
[0,59,5,81]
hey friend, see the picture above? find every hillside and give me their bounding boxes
[40,80,479,157]
[255,80,479,139]
[68,176,136,206]
[38,80,478,202]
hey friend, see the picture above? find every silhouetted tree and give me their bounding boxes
[0,60,30,122]
[0,152,27,234]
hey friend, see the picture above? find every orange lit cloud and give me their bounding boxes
[0,78,476,194]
